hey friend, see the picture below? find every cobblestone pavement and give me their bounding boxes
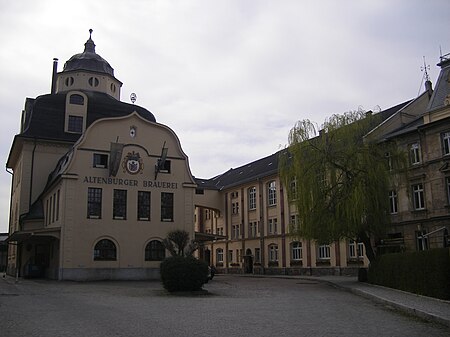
[1,275,449,337]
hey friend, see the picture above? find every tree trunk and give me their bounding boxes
[358,230,376,263]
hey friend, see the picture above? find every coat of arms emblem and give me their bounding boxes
[123,151,143,175]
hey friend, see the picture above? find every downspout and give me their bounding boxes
[5,168,13,278]
[29,138,37,210]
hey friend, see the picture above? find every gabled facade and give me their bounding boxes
[6,32,196,280]
[372,54,450,253]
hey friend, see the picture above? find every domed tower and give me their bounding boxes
[55,29,122,100]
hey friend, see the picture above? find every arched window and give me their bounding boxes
[145,240,165,261]
[69,94,84,105]
[94,239,117,261]
[248,186,256,210]
[267,181,277,206]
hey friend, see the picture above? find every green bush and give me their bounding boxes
[368,248,450,300]
[160,256,208,292]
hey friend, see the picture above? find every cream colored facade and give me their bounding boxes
[6,33,196,280]
[194,169,369,276]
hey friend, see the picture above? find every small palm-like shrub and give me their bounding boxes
[160,255,208,292]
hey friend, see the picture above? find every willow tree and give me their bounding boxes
[280,110,403,262]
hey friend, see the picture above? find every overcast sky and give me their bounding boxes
[0,0,449,232]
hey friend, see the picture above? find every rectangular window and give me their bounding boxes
[385,152,393,171]
[232,225,240,239]
[93,153,108,168]
[159,160,171,173]
[113,189,127,219]
[447,177,450,205]
[232,202,239,214]
[52,192,56,222]
[268,181,277,206]
[388,190,398,214]
[46,199,50,225]
[349,240,357,258]
[443,132,450,155]
[87,187,102,218]
[161,192,174,221]
[416,230,428,251]
[268,218,278,234]
[412,183,425,210]
[410,143,421,165]
[255,248,261,263]
[248,187,256,210]
[138,191,150,220]
[68,115,83,133]
[228,250,233,264]
[290,178,297,200]
[357,242,364,258]
[292,242,302,260]
[249,222,258,238]
[56,189,60,221]
[318,244,331,260]
[216,249,223,263]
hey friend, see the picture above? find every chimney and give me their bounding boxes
[51,58,58,94]
[424,80,433,98]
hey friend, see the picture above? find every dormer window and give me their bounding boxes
[69,94,84,105]
[68,115,83,133]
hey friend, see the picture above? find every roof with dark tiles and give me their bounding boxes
[20,91,156,142]
[194,101,410,191]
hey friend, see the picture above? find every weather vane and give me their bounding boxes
[130,93,137,104]
[421,56,430,82]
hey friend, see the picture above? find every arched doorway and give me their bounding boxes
[244,248,253,274]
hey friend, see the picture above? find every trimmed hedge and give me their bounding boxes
[160,256,208,292]
[368,248,450,300]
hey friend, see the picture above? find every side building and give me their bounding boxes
[194,152,371,276]
[6,32,196,280]
[366,53,450,253]
[194,53,450,275]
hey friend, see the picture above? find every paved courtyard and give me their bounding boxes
[1,275,448,336]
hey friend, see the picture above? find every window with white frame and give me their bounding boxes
[410,142,421,165]
[388,190,398,214]
[228,250,233,264]
[318,244,331,260]
[216,248,223,263]
[348,240,357,258]
[290,177,297,200]
[231,225,240,239]
[267,181,277,206]
[231,202,239,214]
[248,187,256,210]
[416,230,428,251]
[268,218,278,234]
[249,221,258,238]
[412,183,425,210]
[290,214,298,228]
[268,244,278,262]
[291,242,302,260]
[442,132,450,156]
[357,242,364,258]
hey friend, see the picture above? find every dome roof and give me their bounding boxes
[62,29,115,76]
